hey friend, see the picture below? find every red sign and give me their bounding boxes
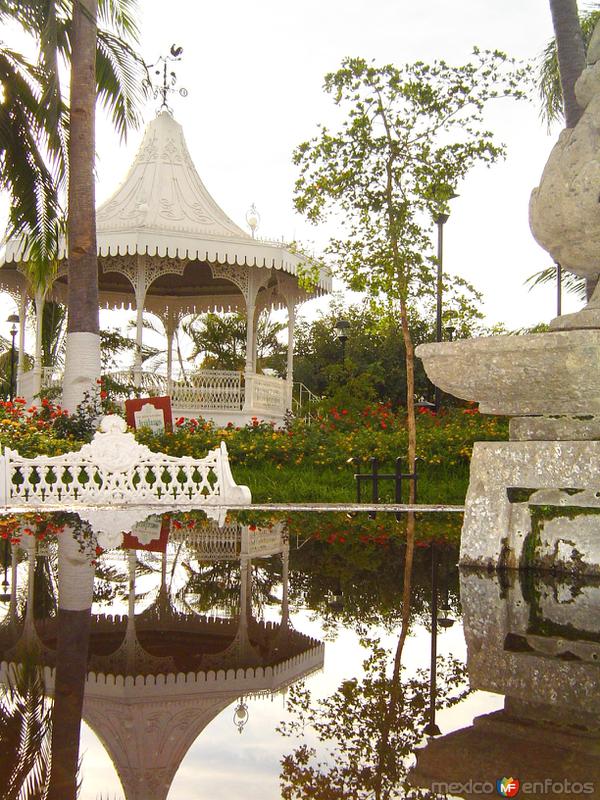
[125,395,172,433]
[122,515,171,552]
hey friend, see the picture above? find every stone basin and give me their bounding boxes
[415,329,600,416]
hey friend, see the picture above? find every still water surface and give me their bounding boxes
[0,509,598,799]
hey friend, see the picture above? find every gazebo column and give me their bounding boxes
[16,291,27,397]
[132,260,148,389]
[32,289,46,399]
[286,298,296,411]
[281,536,290,626]
[165,312,176,393]
[251,306,260,373]
[243,284,258,414]
[134,301,145,388]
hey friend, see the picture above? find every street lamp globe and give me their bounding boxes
[334,318,350,361]
[334,318,350,343]
[246,203,260,238]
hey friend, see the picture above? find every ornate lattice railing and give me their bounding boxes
[172,370,243,412]
[37,368,287,418]
[171,520,287,560]
[105,369,244,412]
[249,374,287,415]
[0,415,251,508]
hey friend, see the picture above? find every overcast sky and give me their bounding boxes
[1,0,580,334]
[91,0,574,330]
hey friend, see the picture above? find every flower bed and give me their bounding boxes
[0,399,507,503]
[137,403,507,471]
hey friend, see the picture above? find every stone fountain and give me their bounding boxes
[417,25,600,575]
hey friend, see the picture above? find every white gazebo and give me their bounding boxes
[0,109,330,425]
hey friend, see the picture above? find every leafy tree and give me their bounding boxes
[279,648,468,800]
[293,54,529,497]
[294,291,485,408]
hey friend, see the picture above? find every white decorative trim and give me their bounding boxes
[102,255,189,301]
[209,262,250,300]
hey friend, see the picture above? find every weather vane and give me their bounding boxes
[145,44,188,113]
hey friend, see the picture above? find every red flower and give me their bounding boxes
[95,546,104,556]
[176,417,184,426]
[100,390,108,400]
[341,409,348,415]
[172,520,183,529]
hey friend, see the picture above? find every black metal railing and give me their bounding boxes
[349,456,419,519]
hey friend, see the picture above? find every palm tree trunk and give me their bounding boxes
[62,0,101,413]
[47,529,95,800]
[549,0,586,128]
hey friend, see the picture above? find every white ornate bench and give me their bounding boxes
[0,415,251,509]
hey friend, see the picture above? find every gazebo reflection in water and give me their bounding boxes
[0,514,325,800]
[0,109,330,426]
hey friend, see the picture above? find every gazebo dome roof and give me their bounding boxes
[1,110,331,298]
[97,110,250,246]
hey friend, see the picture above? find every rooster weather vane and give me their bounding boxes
[145,44,188,113]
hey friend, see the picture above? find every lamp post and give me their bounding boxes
[434,213,449,414]
[7,313,19,401]
[334,318,350,361]
[424,541,441,737]
[433,192,457,413]
[0,537,10,603]
[437,543,455,631]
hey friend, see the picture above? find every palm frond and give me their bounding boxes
[42,299,67,368]
[538,7,600,129]
[98,0,139,38]
[0,655,52,800]
[96,26,148,140]
[0,46,64,277]
[525,264,586,300]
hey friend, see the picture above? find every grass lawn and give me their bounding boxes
[234,461,470,504]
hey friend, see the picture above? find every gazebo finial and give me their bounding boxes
[145,44,188,114]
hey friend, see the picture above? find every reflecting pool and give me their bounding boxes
[0,509,598,799]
